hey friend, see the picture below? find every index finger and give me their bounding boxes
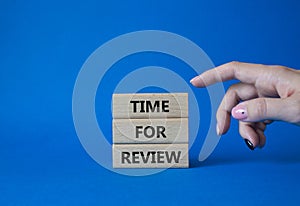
[190,61,270,87]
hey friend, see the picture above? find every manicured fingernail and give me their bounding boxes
[232,104,248,120]
[216,124,221,136]
[244,139,255,150]
[190,76,198,83]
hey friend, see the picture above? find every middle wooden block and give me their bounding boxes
[113,118,188,144]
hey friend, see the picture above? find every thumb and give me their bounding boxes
[231,97,298,123]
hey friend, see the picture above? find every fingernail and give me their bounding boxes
[232,104,248,120]
[190,76,198,83]
[216,124,221,136]
[244,139,255,150]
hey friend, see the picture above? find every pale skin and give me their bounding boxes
[190,61,300,150]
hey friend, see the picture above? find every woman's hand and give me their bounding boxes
[190,61,300,150]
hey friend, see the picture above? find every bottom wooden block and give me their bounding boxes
[113,144,189,168]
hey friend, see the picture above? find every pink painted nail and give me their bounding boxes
[232,104,248,120]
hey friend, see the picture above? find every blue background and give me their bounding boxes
[1,0,300,205]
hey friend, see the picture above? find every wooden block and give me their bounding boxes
[113,118,188,144]
[112,93,188,119]
[113,144,189,168]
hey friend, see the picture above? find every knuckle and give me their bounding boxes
[289,98,300,123]
[253,98,267,119]
[228,61,240,70]
[224,85,239,109]
[271,65,290,75]
[271,65,287,71]
[228,83,240,91]
[226,85,236,96]
[229,61,243,79]
[227,85,238,100]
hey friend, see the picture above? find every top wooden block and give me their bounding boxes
[112,93,188,119]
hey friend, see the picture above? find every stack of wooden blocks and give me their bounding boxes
[112,93,189,168]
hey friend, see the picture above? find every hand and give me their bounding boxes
[190,61,300,150]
